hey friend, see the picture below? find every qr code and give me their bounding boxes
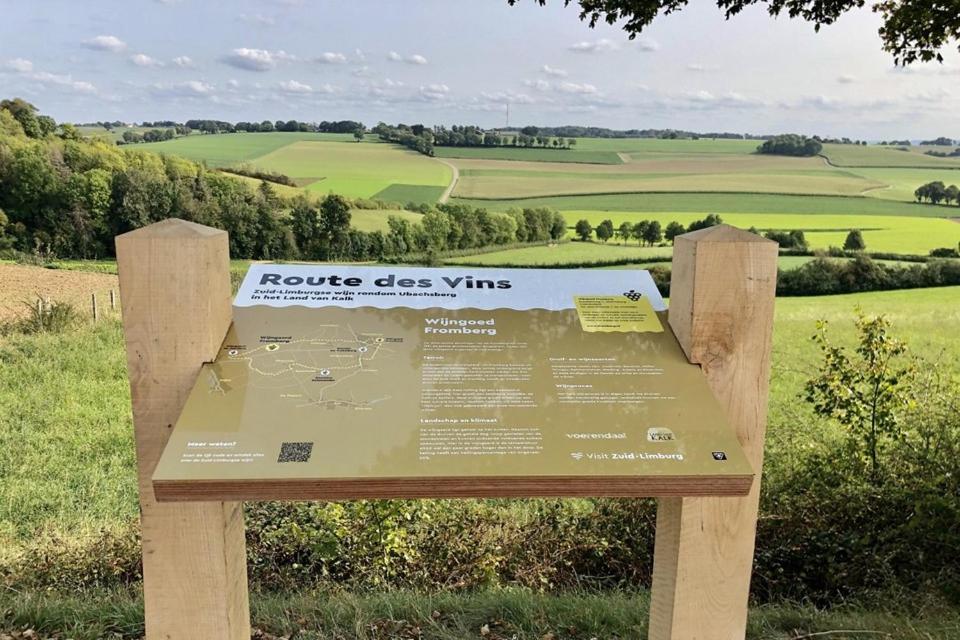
[278,442,313,463]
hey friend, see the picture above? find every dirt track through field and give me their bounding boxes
[0,264,119,322]
[434,157,460,203]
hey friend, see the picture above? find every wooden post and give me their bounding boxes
[116,219,250,640]
[91,292,99,322]
[648,225,778,640]
[110,288,117,311]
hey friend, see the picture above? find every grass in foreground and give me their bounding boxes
[2,588,957,640]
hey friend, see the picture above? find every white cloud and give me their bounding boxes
[278,79,314,93]
[222,48,294,71]
[837,74,856,84]
[541,64,567,77]
[315,52,347,64]
[687,63,718,72]
[637,39,660,52]
[479,90,534,105]
[172,56,194,68]
[523,78,552,91]
[130,53,163,68]
[152,80,215,97]
[239,13,276,26]
[32,71,97,94]
[83,35,127,53]
[556,81,598,94]
[419,83,449,101]
[388,51,428,65]
[3,58,33,73]
[226,79,240,88]
[352,65,372,77]
[568,38,618,53]
[3,57,96,93]
[355,48,366,62]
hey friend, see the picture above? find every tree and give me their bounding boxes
[319,194,352,258]
[805,312,914,479]
[0,98,43,138]
[844,229,866,251]
[289,197,322,258]
[687,213,723,233]
[508,0,960,65]
[945,184,959,205]
[616,221,632,244]
[574,219,593,241]
[664,221,686,243]
[549,211,567,240]
[595,219,614,242]
[353,126,365,143]
[631,220,649,246]
[642,219,663,246]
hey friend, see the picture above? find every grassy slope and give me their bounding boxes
[822,143,960,168]
[249,141,451,198]
[139,132,339,167]
[350,208,421,232]
[849,166,960,201]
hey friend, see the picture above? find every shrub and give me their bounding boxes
[2,299,79,335]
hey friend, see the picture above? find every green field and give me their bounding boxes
[570,137,758,154]
[822,143,960,168]
[452,191,951,217]
[444,242,672,266]
[141,133,452,199]
[847,167,960,201]
[434,145,622,164]
[557,212,960,254]
[350,208,421,232]
[140,132,359,166]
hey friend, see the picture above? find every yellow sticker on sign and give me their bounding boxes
[574,294,664,333]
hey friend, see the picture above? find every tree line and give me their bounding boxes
[372,123,579,157]
[0,98,571,263]
[573,213,723,246]
[288,197,566,262]
[914,181,960,205]
[757,134,823,157]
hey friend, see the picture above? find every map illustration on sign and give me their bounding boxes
[153,265,753,501]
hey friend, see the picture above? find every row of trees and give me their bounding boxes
[289,196,566,261]
[372,123,579,157]
[119,127,191,145]
[574,213,724,246]
[179,119,364,135]
[914,181,960,205]
[757,134,823,157]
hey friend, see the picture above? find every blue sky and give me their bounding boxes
[1,0,957,138]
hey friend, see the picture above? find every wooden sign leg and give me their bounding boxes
[648,225,778,640]
[116,219,250,640]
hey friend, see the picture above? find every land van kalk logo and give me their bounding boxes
[646,427,675,442]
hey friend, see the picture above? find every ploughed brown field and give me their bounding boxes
[0,264,118,322]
